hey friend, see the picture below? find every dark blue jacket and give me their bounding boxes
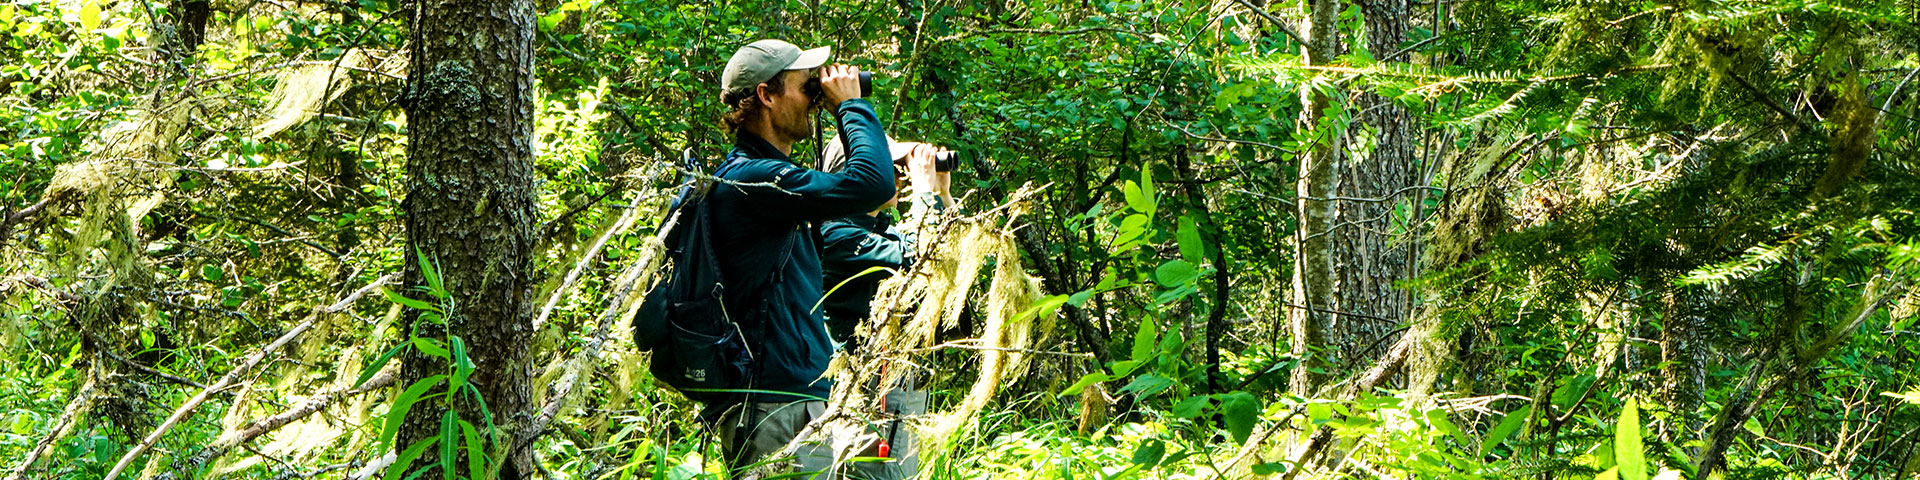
[819,212,913,345]
[708,99,895,403]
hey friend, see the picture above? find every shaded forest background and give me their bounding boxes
[3,0,1920,478]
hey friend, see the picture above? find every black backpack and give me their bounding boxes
[634,156,793,405]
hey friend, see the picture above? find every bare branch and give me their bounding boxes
[534,190,649,331]
[4,370,99,480]
[1226,0,1307,46]
[157,371,399,479]
[103,274,396,480]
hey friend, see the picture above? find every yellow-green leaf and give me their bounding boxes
[78,0,100,31]
[1883,390,1920,405]
[1617,398,1646,480]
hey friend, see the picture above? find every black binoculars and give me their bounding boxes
[805,71,874,104]
[933,151,959,172]
[898,150,961,173]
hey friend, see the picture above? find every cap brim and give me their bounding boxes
[887,140,916,161]
[785,46,831,71]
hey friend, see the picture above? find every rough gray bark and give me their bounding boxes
[397,0,539,475]
[1332,0,1417,372]
[1660,288,1705,440]
[1290,0,1419,394]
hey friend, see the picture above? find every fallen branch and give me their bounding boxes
[156,371,399,480]
[0,196,56,249]
[1223,329,1415,478]
[103,273,396,480]
[4,367,100,480]
[80,329,207,389]
[518,206,683,451]
[533,190,647,331]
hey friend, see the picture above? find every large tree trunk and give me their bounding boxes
[1336,0,1416,373]
[1290,0,1418,395]
[397,0,539,476]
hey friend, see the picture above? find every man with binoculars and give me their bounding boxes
[703,39,896,476]
[810,135,958,480]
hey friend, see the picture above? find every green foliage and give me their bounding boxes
[3,0,1918,478]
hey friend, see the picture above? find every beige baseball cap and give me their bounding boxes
[721,39,831,101]
[818,135,915,173]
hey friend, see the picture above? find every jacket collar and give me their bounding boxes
[730,131,792,163]
[845,211,894,230]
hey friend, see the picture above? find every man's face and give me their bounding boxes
[761,69,815,144]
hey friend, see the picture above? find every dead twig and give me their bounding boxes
[517,206,685,452]
[158,371,398,480]
[103,274,396,480]
[533,190,648,331]
[4,367,100,480]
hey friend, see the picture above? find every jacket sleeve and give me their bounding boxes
[819,217,914,270]
[735,100,897,222]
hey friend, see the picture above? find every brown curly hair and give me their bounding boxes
[720,72,791,138]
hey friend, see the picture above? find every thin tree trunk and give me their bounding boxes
[1289,0,1342,395]
[1660,287,1705,442]
[397,0,539,475]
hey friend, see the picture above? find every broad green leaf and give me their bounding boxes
[412,337,450,359]
[1059,372,1110,397]
[385,288,436,311]
[1138,166,1156,214]
[77,0,99,30]
[1066,290,1094,308]
[1177,215,1204,263]
[440,411,456,480]
[1307,402,1332,424]
[1154,260,1201,287]
[10,415,32,435]
[201,264,223,282]
[1014,295,1069,323]
[1481,404,1531,454]
[1131,439,1166,466]
[1117,374,1174,398]
[381,374,447,451]
[459,419,485,479]
[1617,398,1646,480]
[1131,315,1156,362]
[1118,213,1149,234]
[1216,391,1261,444]
[1596,467,1618,480]
[383,438,440,480]
[1172,395,1210,418]
[356,343,408,388]
[1122,181,1146,214]
[1428,410,1472,451]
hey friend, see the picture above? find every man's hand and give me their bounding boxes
[818,64,863,106]
[904,143,938,194]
